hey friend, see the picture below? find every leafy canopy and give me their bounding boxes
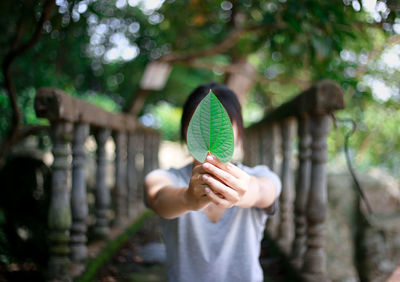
[0,0,400,174]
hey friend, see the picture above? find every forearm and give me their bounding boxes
[237,176,277,209]
[148,186,191,219]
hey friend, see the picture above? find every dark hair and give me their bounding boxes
[180,82,244,142]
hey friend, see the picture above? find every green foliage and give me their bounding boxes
[328,102,400,176]
[187,91,234,163]
[0,91,11,139]
[144,102,182,141]
[242,98,264,127]
[0,88,50,139]
[18,88,49,126]
[0,89,119,139]
[0,0,399,174]
[72,91,121,113]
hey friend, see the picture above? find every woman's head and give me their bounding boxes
[180,82,244,144]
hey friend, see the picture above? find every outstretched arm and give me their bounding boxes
[201,154,278,209]
[145,163,212,219]
[145,155,280,218]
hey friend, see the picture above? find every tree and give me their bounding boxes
[0,0,399,172]
[0,0,55,165]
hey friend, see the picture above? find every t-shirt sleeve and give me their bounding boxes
[144,168,176,208]
[238,164,282,216]
[240,164,282,198]
[145,168,175,182]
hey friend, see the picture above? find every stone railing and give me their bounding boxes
[34,88,160,281]
[243,80,345,282]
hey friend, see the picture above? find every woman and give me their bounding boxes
[145,82,281,282]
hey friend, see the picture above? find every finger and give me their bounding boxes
[206,154,243,178]
[202,162,241,190]
[202,174,239,202]
[191,164,210,186]
[206,154,229,170]
[205,187,231,208]
[192,163,207,175]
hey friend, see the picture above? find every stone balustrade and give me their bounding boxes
[243,80,345,282]
[34,88,160,281]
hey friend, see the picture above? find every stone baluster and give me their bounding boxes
[141,132,151,212]
[260,126,270,167]
[246,129,256,166]
[265,122,281,238]
[152,134,160,171]
[302,114,332,282]
[243,132,248,165]
[136,131,145,211]
[144,133,153,176]
[127,132,137,217]
[270,123,281,174]
[94,129,111,238]
[149,133,155,171]
[254,129,261,165]
[251,130,259,166]
[113,131,128,226]
[291,115,312,269]
[47,122,73,281]
[70,123,89,263]
[260,123,281,170]
[142,133,149,176]
[277,118,296,254]
[243,133,250,165]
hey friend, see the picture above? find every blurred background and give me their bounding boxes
[0,0,399,281]
[0,0,399,172]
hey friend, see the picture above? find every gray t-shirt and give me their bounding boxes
[146,162,281,282]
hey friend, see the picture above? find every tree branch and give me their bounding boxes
[5,0,56,65]
[11,0,34,49]
[126,23,276,115]
[177,60,310,89]
[0,0,56,163]
[160,25,271,63]
[124,89,151,116]
[355,34,400,79]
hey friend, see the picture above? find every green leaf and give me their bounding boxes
[187,90,234,163]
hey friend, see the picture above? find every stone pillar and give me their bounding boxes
[253,128,261,165]
[260,126,270,167]
[70,123,89,262]
[127,132,137,217]
[113,131,127,226]
[260,123,281,171]
[151,134,160,171]
[291,115,312,269]
[265,122,281,238]
[243,131,250,166]
[270,123,282,175]
[94,129,111,238]
[47,121,73,281]
[244,129,257,166]
[302,114,331,282]
[136,131,145,211]
[143,133,151,177]
[141,132,151,213]
[278,118,296,254]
